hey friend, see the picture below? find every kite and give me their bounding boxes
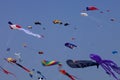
[53,20,62,24]
[38,51,44,54]
[34,21,41,25]
[110,18,115,21]
[36,71,46,80]
[41,60,61,66]
[0,66,16,77]
[30,69,46,80]
[71,37,76,40]
[57,63,79,80]
[53,20,70,27]
[41,60,79,80]
[38,77,44,80]
[86,6,98,11]
[65,42,77,49]
[23,43,27,47]
[14,52,22,62]
[90,54,120,80]
[27,26,32,29]
[64,23,70,26]
[80,12,88,16]
[6,48,10,51]
[59,69,78,80]
[8,21,43,39]
[112,50,118,54]
[5,57,17,63]
[5,58,33,76]
[66,59,99,68]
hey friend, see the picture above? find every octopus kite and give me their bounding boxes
[90,54,120,80]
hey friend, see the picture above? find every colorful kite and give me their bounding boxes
[8,21,43,39]
[53,20,62,24]
[90,54,120,80]
[66,59,99,68]
[59,69,77,80]
[86,6,98,11]
[41,60,61,66]
[5,58,33,76]
[41,60,79,80]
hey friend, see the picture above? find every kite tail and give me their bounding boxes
[19,28,43,38]
[15,63,31,73]
[0,66,16,78]
[68,75,76,80]
[111,65,120,74]
[71,75,81,80]
[66,73,76,80]
[59,69,76,80]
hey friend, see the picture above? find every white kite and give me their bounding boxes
[8,21,43,39]
[14,52,22,62]
[80,12,88,16]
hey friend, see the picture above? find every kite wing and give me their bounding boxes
[66,59,99,68]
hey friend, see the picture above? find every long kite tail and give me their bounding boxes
[15,62,31,73]
[59,69,76,80]
[66,73,76,80]
[19,28,43,39]
[0,66,16,77]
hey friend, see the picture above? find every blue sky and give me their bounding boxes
[0,0,120,80]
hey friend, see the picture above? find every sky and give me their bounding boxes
[0,0,120,80]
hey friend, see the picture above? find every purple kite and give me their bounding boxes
[90,54,120,80]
